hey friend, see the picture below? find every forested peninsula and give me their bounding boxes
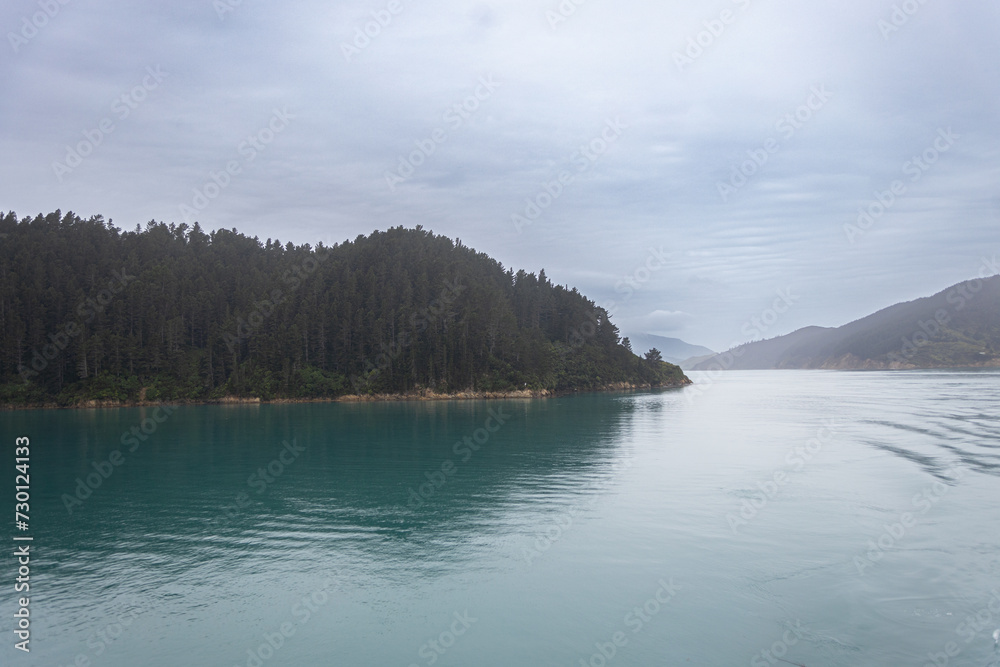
[0,211,689,408]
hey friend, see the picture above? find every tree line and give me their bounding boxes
[0,211,686,405]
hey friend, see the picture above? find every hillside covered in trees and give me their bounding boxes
[0,211,688,406]
[688,273,1000,371]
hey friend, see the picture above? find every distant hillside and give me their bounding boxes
[690,275,1000,371]
[0,211,688,406]
[624,333,714,364]
[679,353,719,370]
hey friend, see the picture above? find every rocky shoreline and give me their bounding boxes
[0,379,692,411]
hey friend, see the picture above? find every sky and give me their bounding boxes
[1,0,998,351]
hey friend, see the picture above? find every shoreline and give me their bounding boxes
[0,379,692,412]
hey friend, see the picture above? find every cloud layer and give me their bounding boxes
[2,0,998,349]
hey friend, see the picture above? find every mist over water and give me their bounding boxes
[2,369,999,666]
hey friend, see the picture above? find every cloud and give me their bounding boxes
[1,0,998,350]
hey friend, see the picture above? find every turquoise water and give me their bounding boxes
[2,370,1000,666]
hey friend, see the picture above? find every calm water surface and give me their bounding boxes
[2,370,1000,666]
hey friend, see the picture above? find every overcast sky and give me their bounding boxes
[2,0,998,350]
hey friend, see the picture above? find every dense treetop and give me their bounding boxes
[0,211,686,406]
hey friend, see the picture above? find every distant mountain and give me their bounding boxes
[624,333,714,364]
[690,275,1000,371]
[679,353,717,370]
